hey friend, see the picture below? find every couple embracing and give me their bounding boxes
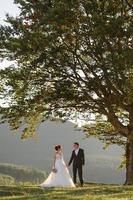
[40,142,85,188]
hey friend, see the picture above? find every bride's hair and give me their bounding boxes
[55,144,61,151]
[58,145,61,150]
[55,145,59,151]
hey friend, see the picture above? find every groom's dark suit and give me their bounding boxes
[68,148,85,185]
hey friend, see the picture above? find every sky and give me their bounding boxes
[0,0,19,25]
[0,0,19,69]
[0,1,19,106]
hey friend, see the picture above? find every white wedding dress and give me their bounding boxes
[40,153,75,187]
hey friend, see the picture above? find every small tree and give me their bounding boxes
[0,0,133,184]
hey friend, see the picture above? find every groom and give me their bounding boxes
[68,142,85,187]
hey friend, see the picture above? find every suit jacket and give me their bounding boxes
[68,148,85,166]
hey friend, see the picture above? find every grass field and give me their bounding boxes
[0,184,133,200]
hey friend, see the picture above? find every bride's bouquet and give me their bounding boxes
[52,168,57,173]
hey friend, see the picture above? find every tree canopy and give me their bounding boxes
[0,0,132,139]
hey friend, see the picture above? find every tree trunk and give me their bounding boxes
[125,139,133,185]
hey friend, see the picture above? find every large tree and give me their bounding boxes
[0,0,133,184]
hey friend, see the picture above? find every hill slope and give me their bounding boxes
[0,121,125,183]
[0,163,46,184]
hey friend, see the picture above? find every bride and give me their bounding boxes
[40,145,75,187]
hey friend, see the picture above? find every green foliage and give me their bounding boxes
[83,121,126,147]
[118,157,126,169]
[0,0,133,142]
[0,163,46,184]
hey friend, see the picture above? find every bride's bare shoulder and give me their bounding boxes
[56,151,63,156]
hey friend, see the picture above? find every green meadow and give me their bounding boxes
[0,184,133,200]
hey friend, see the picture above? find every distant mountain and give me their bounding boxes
[0,163,46,184]
[0,121,125,184]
